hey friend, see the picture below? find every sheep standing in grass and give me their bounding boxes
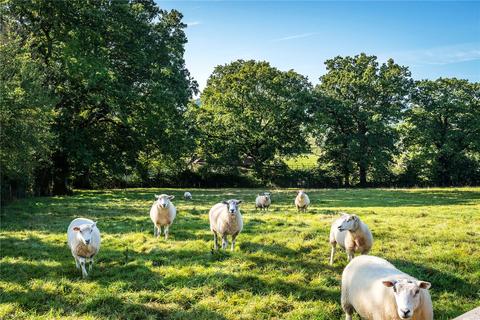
[342,255,433,320]
[255,192,271,211]
[150,194,176,240]
[209,199,243,251]
[67,218,101,278]
[184,192,192,200]
[329,213,373,265]
[295,190,310,212]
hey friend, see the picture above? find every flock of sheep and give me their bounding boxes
[66,190,433,320]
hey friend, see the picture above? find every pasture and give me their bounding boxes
[1,188,479,319]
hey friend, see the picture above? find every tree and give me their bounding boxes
[0,25,55,199]
[190,60,313,177]
[2,0,196,194]
[403,78,480,186]
[313,53,413,187]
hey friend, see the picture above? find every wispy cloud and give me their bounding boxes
[186,21,202,27]
[391,42,480,65]
[272,32,318,42]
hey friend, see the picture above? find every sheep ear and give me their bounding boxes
[418,281,431,290]
[222,200,229,205]
[154,194,160,199]
[91,222,96,229]
[73,226,80,232]
[237,200,242,205]
[382,280,396,288]
[168,195,175,200]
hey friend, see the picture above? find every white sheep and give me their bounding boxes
[341,255,433,320]
[184,191,192,200]
[67,218,101,278]
[295,190,310,212]
[329,212,373,265]
[255,192,271,211]
[150,194,176,240]
[209,199,243,251]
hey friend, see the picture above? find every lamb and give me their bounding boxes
[295,190,310,212]
[255,192,271,211]
[67,218,101,278]
[209,199,243,251]
[184,191,192,200]
[341,255,433,320]
[329,212,373,265]
[150,194,176,240]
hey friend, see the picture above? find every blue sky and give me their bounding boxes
[159,1,480,90]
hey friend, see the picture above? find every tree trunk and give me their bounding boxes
[359,163,367,187]
[344,172,350,188]
[52,151,72,195]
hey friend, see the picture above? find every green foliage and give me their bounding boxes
[401,78,480,186]
[2,0,196,194]
[313,53,413,186]
[0,24,55,199]
[190,60,314,176]
[1,188,479,319]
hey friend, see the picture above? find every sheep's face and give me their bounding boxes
[383,279,431,319]
[261,192,271,200]
[222,199,242,216]
[155,194,174,208]
[184,192,192,199]
[338,214,359,232]
[297,190,306,198]
[73,223,96,246]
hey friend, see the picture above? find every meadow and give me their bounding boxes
[1,188,479,319]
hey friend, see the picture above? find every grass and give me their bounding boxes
[284,155,319,170]
[1,188,479,319]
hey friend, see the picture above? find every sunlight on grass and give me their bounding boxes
[1,188,479,319]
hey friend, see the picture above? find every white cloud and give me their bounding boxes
[186,21,202,27]
[272,32,318,42]
[391,43,480,65]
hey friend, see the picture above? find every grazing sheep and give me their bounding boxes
[67,218,101,278]
[150,194,176,240]
[342,255,433,320]
[329,212,373,265]
[184,191,192,200]
[209,199,243,251]
[295,190,310,212]
[255,192,271,211]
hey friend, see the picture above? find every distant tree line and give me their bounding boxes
[1,0,479,200]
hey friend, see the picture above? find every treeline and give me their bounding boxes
[1,1,479,200]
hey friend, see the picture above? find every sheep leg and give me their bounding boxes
[74,256,80,269]
[347,250,354,262]
[79,257,88,278]
[341,296,354,320]
[156,226,162,238]
[88,257,94,272]
[221,234,228,250]
[231,232,239,251]
[213,231,219,250]
[164,225,169,240]
[329,243,336,265]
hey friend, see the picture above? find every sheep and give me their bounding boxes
[295,190,310,212]
[184,191,192,200]
[209,199,243,251]
[150,194,176,240]
[67,218,101,278]
[329,212,373,265]
[341,255,433,320]
[255,192,271,211]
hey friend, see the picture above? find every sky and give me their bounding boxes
[158,1,480,91]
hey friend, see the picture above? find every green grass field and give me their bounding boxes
[1,188,479,319]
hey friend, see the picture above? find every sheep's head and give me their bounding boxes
[261,192,271,200]
[222,199,242,215]
[382,279,431,319]
[297,190,306,198]
[73,222,97,246]
[155,194,174,208]
[184,192,192,199]
[338,213,359,232]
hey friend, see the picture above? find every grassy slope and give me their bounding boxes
[1,188,479,319]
